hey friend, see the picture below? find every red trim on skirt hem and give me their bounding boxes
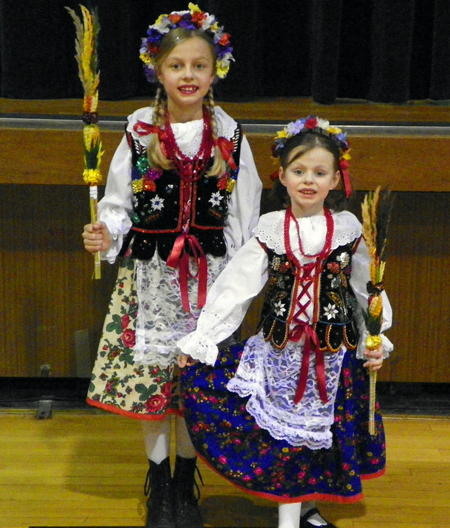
[194,451,386,504]
[86,398,183,420]
[361,468,386,480]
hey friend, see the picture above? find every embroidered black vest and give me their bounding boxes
[119,124,242,261]
[257,242,359,352]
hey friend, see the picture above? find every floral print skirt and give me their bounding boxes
[181,342,386,503]
[87,258,180,419]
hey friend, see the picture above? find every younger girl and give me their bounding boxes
[82,5,262,528]
[178,116,393,528]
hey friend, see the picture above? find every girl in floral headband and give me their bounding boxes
[82,4,261,528]
[178,116,394,528]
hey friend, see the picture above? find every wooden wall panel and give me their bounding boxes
[1,185,449,382]
[0,185,117,377]
[2,129,450,192]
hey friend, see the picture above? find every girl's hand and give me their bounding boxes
[82,221,112,253]
[363,345,384,372]
[178,354,198,368]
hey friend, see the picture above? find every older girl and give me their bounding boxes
[82,5,261,528]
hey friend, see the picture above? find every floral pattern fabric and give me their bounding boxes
[181,342,386,502]
[87,258,181,418]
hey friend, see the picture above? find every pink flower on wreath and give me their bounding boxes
[219,456,227,465]
[305,117,318,129]
[121,314,131,329]
[254,467,263,476]
[145,394,167,413]
[122,329,136,348]
[242,475,252,482]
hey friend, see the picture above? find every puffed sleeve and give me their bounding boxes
[97,134,133,264]
[350,237,394,359]
[177,236,268,365]
[223,136,262,258]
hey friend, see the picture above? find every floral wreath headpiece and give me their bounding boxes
[139,3,234,83]
[272,115,352,198]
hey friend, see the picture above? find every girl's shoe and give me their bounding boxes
[300,507,337,528]
[144,457,175,528]
[172,455,204,528]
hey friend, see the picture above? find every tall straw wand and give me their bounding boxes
[66,4,104,279]
[361,186,394,435]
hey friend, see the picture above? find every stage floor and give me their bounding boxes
[1,411,449,528]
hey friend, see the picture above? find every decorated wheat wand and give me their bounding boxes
[361,186,394,435]
[66,4,104,279]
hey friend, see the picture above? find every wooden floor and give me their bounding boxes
[1,411,449,528]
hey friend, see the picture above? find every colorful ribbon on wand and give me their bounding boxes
[66,5,104,279]
[361,186,394,435]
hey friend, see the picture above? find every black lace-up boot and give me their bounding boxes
[144,457,175,528]
[172,455,204,528]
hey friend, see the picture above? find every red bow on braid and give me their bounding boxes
[339,159,352,198]
[133,121,167,142]
[166,233,207,312]
[215,137,237,170]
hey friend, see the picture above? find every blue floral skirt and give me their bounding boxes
[180,342,386,503]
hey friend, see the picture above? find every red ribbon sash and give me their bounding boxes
[166,233,207,312]
[290,322,328,405]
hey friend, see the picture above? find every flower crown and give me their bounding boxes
[139,3,234,83]
[272,116,352,198]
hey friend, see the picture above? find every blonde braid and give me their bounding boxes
[205,88,227,177]
[147,87,173,170]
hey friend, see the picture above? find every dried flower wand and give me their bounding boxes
[361,186,394,435]
[66,4,104,279]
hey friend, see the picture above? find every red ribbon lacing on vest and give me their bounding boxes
[284,208,334,404]
[289,262,327,404]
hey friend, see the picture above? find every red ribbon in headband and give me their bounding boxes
[269,169,279,181]
[166,233,207,312]
[215,137,237,170]
[339,159,352,198]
